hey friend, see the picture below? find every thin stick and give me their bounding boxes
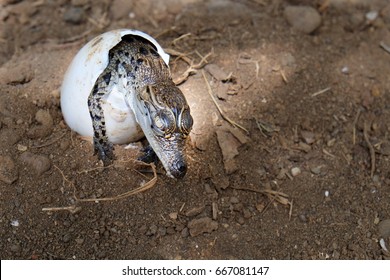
[352,108,361,145]
[311,87,331,97]
[380,41,390,54]
[229,185,290,206]
[172,33,192,46]
[42,205,81,213]
[202,70,249,134]
[43,163,158,212]
[30,132,67,149]
[289,199,293,221]
[363,121,376,177]
[322,148,336,158]
[280,70,288,83]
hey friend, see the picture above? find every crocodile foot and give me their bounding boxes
[138,145,158,164]
[93,139,115,166]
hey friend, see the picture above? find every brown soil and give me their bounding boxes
[1,0,390,260]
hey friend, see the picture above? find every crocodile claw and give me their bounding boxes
[138,145,158,164]
[93,139,115,166]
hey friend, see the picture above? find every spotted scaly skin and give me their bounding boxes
[88,35,193,178]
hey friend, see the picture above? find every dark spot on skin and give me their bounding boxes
[127,72,135,79]
[103,72,111,84]
[119,74,122,78]
[130,56,135,63]
[133,35,158,51]
[121,35,134,43]
[124,52,129,57]
[101,130,106,136]
[134,66,138,72]
[94,131,99,138]
[99,139,104,144]
[150,48,159,57]
[139,46,148,55]
[118,50,123,56]
[137,58,144,65]
[93,85,99,94]
[115,59,121,67]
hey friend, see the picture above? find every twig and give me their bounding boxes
[311,87,331,97]
[289,199,293,221]
[30,132,67,149]
[380,41,390,54]
[322,148,336,158]
[42,205,81,213]
[171,51,212,85]
[229,185,290,206]
[172,33,192,46]
[352,108,362,145]
[202,70,249,134]
[42,162,158,212]
[280,70,288,83]
[363,121,375,177]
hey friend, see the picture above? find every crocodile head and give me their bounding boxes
[130,81,193,178]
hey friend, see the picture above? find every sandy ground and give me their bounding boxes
[1,0,390,259]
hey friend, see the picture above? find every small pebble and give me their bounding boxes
[284,6,322,34]
[158,226,167,236]
[310,165,324,175]
[62,233,71,243]
[169,212,178,220]
[379,238,388,252]
[325,190,330,197]
[75,238,84,245]
[63,7,85,24]
[188,217,218,237]
[19,152,51,176]
[10,220,19,227]
[181,227,189,238]
[185,206,205,217]
[0,155,19,184]
[299,214,307,223]
[365,10,378,22]
[341,66,349,74]
[378,219,390,238]
[10,244,21,253]
[17,144,28,151]
[291,167,301,177]
[301,130,315,144]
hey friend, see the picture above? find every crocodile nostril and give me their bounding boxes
[172,160,187,178]
[179,162,187,172]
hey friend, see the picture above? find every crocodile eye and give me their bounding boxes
[152,110,175,135]
[179,109,193,135]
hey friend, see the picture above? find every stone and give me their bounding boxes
[188,217,218,237]
[284,6,322,34]
[0,156,18,184]
[379,219,390,238]
[291,167,301,177]
[63,7,85,24]
[19,152,51,176]
[110,0,133,20]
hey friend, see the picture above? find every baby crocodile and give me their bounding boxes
[88,35,193,178]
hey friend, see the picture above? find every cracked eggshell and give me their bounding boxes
[60,29,170,144]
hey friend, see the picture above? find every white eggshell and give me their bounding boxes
[60,29,170,144]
